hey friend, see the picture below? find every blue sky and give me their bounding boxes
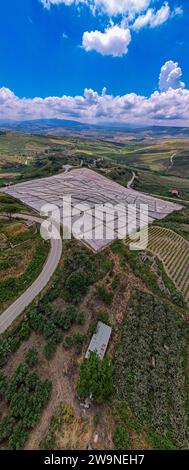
[0,0,189,124]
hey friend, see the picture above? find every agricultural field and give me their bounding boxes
[147,226,189,304]
[115,139,189,175]
[113,290,189,450]
[1,132,189,202]
[0,132,77,187]
[154,207,189,241]
[134,170,189,200]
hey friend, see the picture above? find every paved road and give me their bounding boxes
[168,153,177,169]
[0,214,62,335]
[127,171,136,189]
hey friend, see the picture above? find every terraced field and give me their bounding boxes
[147,226,189,303]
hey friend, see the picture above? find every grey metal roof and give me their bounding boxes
[85,321,112,360]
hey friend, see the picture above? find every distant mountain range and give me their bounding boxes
[0,118,189,138]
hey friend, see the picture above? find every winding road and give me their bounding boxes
[0,214,62,335]
[127,171,137,189]
[168,153,177,169]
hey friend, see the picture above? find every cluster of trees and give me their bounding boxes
[44,245,113,305]
[0,320,30,367]
[29,302,85,360]
[77,352,113,403]
[62,247,109,303]
[114,290,189,449]
[0,300,85,369]
[0,361,52,449]
[25,347,38,367]
[0,204,19,221]
[108,167,132,188]
[63,333,84,354]
[0,243,113,377]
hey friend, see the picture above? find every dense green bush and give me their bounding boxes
[25,348,38,367]
[0,371,7,398]
[90,310,111,335]
[44,338,57,360]
[19,321,30,341]
[47,245,112,304]
[9,422,28,450]
[111,273,121,290]
[96,286,113,305]
[0,415,14,442]
[63,336,74,349]
[0,361,52,449]
[54,306,82,331]
[64,271,89,303]
[113,425,131,450]
[74,333,84,355]
[77,352,113,403]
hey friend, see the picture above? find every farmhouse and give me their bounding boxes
[169,189,180,198]
[85,321,112,360]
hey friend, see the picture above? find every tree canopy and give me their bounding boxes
[77,352,113,403]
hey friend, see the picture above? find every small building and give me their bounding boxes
[85,321,112,360]
[169,189,180,198]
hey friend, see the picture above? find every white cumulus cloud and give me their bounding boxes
[93,0,151,16]
[82,24,131,56]
[40,0,184,21]
[0,61,188,126]
[40,0,152,15]
[159,60,185,91]
[40,0,77,9]
[132,2,171,30]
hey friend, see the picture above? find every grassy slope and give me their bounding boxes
[0,218,50,313]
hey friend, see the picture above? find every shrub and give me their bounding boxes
[25,372,38,391]
[74,333,84,355]
[18,321,30,340]
[40,431,56,450]
[77,352,113,403]
[113,425,131,450]
[29,309,46,333]
[25,348,38,367]
[64,272,89,303]
[44,338,57,360]
[90,311,111,335]
[76,311,85,325]
[9,422,28,450]
[0,371,7,398]
[63,336,74,349]
[55,306,77,330]
[111,273,121,290]
[42,320,57,339]
[0,415,15,442]
[96,286,113,305]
